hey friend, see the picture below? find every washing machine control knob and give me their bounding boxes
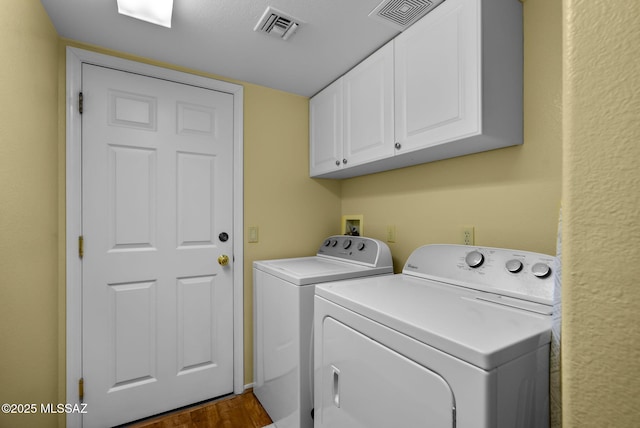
[343,239,352,249]
[505,259,523,273]
[532,262,552,278]
[323,239,331,247]
[465,250,484,268]
[357,242,366,251]
[330,239,338,247]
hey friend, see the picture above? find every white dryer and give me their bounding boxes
[314,244,555,428]
[253,235,393,428]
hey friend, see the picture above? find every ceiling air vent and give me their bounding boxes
[369,0,446,31]
[254,6,302,41]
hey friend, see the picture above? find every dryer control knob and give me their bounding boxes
[323,239,331,247]
[465,251,484,268]
[343,239,352,249]
[357,242,366,251]
[506,259,523,273]
[532,262,552,278]
[330,239,338,247]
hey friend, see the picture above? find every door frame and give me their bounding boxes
[65,47,244,427]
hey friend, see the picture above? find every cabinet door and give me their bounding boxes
[343,42,395,168]
[394,0,479,154]
[309,79,343,177]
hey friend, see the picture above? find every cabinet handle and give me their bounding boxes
[335,160,340,166]
[395,142,402,150]
[342,159,348,165]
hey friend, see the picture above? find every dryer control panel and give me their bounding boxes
[317,235,392,268]
[403,244,555,305]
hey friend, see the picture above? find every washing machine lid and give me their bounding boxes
[315,274,552,370]
[254,256,393,285]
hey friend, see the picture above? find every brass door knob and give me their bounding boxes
[218,254,230,266]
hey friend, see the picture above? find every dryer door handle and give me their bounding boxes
[331,365,341,408]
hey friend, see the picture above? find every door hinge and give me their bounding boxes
[79,92,83,114]
[79,378,84,402]
[78,235,84,259]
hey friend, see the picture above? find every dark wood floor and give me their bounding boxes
[124,390,273,428]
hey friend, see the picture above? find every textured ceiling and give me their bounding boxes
[40,0,401,96]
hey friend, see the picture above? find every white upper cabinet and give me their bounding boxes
[394,0,479,153]
[343,42,395,169]
[309,42,394,177]
[309,79,343,177]
[394,0,522,164]
[310,0,522,179]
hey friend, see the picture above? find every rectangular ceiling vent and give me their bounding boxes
[369,0,446,31]
[254,6,302,41]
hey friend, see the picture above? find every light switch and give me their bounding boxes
[248,226,259,243]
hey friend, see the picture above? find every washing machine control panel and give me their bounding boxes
[404,244,555,305]
[317,235,392,267]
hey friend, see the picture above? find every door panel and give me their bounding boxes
[176,275,221,372]
[109,91,157,129]
[82,63,234,427]
[108,280,157,389]
[109,145,157,250]
[176,153,216,247]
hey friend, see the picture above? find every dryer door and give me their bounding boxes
[317,317,455,428]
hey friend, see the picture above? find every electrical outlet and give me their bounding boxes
[386,225,396,243]
[462,226,474,245]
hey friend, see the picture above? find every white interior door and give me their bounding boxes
[81,63,235,427]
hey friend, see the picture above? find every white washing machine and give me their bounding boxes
[253,235,393,428]
[314,244,555,428]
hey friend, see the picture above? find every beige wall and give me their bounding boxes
[562,0,640,425]
[242,84,341,380]
[1,4,340,427]
[0,1,60,428]
[341,0,562,268]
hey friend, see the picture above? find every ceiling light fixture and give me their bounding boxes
[117,0,174,28]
